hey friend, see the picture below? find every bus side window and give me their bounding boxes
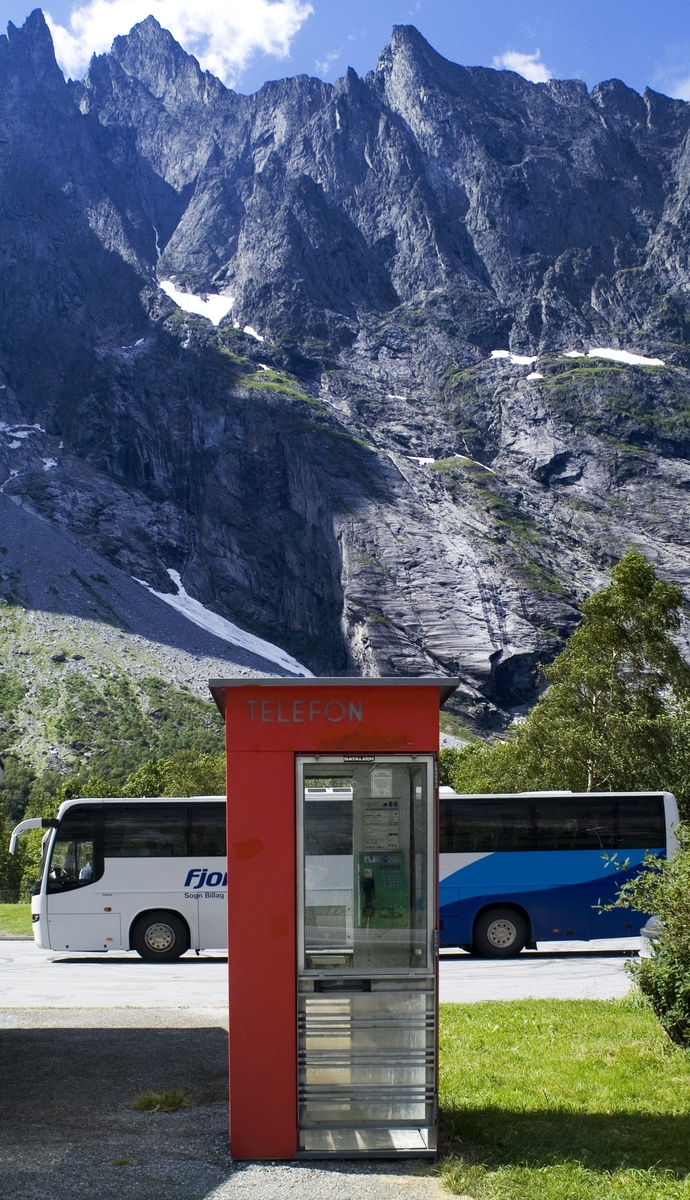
[190,803,226,856]
[104,804,189,857]
[534,799,616,850]
[616,796,666,849]
[442,798,533,852]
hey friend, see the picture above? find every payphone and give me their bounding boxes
[209,676,458,1161]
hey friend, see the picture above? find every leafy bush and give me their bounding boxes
[615,825,690,1045]
[0,811,24,901]
[634,952,690,1047]
[0,756,38,825]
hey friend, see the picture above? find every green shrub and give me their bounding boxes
[615,825,690,1044]
[633,951,690,1046]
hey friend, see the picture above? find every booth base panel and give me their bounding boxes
[298,1127,435,1157]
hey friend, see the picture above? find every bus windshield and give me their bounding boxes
[46,804,102,893]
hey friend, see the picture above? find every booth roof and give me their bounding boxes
[208,675,460,716]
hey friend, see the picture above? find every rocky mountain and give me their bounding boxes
[2,10,690,728]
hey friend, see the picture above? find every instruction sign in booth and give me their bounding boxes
[209,676,458,1161]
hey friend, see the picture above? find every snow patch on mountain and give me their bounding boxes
[588,347,665,367]
[158,281,234,326]
[563,347,665,366]
[491,350,538,365]
[135,569,313,677]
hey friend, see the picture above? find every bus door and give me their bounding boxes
[190,802,228,951]
[534,797,620,940]
[45,804,122,952]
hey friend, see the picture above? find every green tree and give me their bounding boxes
[0,810,24,900]
[0,756,37,825]
[121,750,224,798]
[444,551,690,804]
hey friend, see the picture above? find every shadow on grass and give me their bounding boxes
[440,1106,690,1176]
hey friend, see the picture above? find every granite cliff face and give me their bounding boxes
[2,11,690,724]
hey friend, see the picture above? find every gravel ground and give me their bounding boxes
[0,1008,448,1200]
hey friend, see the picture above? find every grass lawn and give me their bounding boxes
[439,997,690,1199]
[0,903,32,936]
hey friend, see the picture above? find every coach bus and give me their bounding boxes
[439,788,678,956]
[10,796,226,960]
[10,787,676,960]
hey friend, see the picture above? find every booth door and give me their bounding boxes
[296,756,437,1158]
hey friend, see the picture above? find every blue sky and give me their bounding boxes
[1,0,689,100]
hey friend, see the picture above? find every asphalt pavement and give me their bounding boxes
[439,939,639,1001]
[0,937,639,1007]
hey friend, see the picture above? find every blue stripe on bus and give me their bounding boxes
[440,848,654,889]
[439,849,662,944]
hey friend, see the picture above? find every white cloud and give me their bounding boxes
[45,0,313,85]
[493,49,552,84]
[665,75,690,101]
[315,49,340,77]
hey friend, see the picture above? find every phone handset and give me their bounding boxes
[360,868,376,918]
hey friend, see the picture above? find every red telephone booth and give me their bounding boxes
[209,676,458,1161]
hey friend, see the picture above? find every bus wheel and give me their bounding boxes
[131,911,189,962]
[473,908,527,958]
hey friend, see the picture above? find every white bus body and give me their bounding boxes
[12,797,227,960]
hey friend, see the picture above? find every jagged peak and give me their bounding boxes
[378,24,452,76]
[591,77,645,115]
[379,23,498,97]
[7,7,52,45]
[112,14,180,64]
[1,9,66,90]
[109,14,225,104]
[390,24,436,55]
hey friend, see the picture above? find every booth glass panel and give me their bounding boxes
[299,759,433,973]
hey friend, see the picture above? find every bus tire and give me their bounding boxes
[131,911,189,962]
[473,907,528,958]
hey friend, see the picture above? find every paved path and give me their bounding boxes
[0,938,638,1007]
